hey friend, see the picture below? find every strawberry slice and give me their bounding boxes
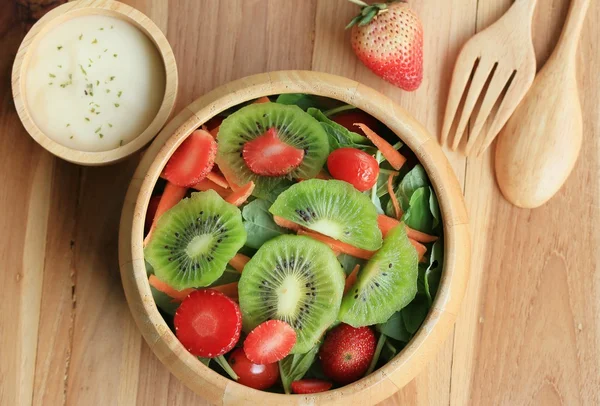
[162,130,217,187]
[290,379,333,394]
[144,195,162,235]
[243,320,297,364]
[174,289,241,358]
[242,128,304,177]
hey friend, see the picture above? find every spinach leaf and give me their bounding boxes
[379,339,398,364]
[424,240,443,304]
[242,199,290,249]
[429,186,441,230]
[198,357,211,366]
[307,108,375,152]
[401,295,430,334]
[387,164,430,214]
[365,332,387,375]
[145,260,154,276]
[150,285,179,316]
[337,253,366,276]
[402,187,435,233]
[279,345,320,394]
[377,312,411,342]
[276,94,321,111]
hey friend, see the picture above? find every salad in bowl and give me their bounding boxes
[141,93,444,395]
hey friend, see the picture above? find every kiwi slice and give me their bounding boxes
[269,179,383,250]
[216,102,329,198]
[338,224,418,327]
[144,190,246,290]
[238,235,345,354]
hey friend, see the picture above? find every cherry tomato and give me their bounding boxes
[228,348,279,390]
[327,148,380,192]
[331,111,379,136]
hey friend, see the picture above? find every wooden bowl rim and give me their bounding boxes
[11,0,178,166]
[119,71,471,405]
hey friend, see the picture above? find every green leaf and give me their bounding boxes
[424,240,444,304]
[337,253,366,276]
[379,339,398,364]
[150,285,179,316]
[279,345,320,394]
[401,294,430,334]
[365,332,386,375]
[242,199,290,249]
[358,8,378,26]
[209,267,241,286]
[307,108,374,152]
[214,354,239,381]
[377,312,411,342]
[276,93,321,111]
[429,186,441,229]
[198,357,211,366]
[402,187,435,233]
[145,260,154,276]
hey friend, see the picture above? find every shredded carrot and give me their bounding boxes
[225,181,255,206]
[409,238,427,262]
[148,274,194,302]
[344,264,361,294]
[206,171,229,189]
[254,96,270,104]
[273,215,301,231]
[211,282,239,301]
[229,253,251,273]
[191,179,229,197]
[144,182,187,245]
[406,227,438,243]
[387,174,402,219]
[297,229,374,260]
[354,123,407,170]
[377,214,438,243]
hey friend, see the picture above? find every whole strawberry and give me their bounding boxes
[347,0,423,91]
[319,323,376,384]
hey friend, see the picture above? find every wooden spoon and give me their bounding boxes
[495,0,590,208]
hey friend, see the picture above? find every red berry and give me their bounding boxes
[162,129,217,187]
[242,128,305,177]
[174,289,241,358]
[327,148,380,192]
[290,379,333,394]
[243,320,297,364]
[228,348,279,390]
[319,323,376,384]
[144,195,162,234]
[331,111,379,137]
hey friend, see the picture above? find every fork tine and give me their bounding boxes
[441,54,479,146]
[451,60,496,151]
[464,68,514,155]
[476,73,533,156]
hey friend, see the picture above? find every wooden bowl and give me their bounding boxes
[119,71,470,405]
[11,0,178,166]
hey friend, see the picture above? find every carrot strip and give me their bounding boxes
[387,174,402,219]
[298,169,331,182]
[211,282,239,300]
[406,227,438,243]
[297,229,374,260]
[254,96,270,104]
[377,214,438,243]
[225,181,255,206]
[145,182,187,245]
[206,171,229,189]
[229,253,251,273]
[409,238,427,262]
[344,264,361,294]
[273,215,302,232]
[354,123,407,170]
[377,214,400,238]
[149,275,194,302]
[191,179,229,197]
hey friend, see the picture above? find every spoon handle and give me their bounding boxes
[554,0,591,61]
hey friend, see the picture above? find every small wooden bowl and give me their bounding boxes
[119,71,470,405]
[12,0,178,166]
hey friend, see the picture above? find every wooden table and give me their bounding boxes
[2,0,598,405]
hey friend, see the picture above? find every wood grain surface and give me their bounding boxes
[1,0,598,405]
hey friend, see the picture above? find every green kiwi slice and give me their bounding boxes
[338,224,418,327]
[215,102,329,199]
[144,190,246,290]
[238,235,345,354]
[269,179,383,250]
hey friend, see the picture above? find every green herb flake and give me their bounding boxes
[99,133,104,138]
[104,48,108,53]
[79,64,87,75]
[114,103,120,108]
[95,126,102,133]
[91,108,96,113]
[96,80,100,86]
[68,73,72,79]
[66,123,71,127]
[88,58,93,64]
[117,91,122,98]
[108,123,113,128]
[99,27,104,31]
[92,38,98,44]
[109,76,115,81]
[110,25,114,29]
[113,54,117,58]
[79,34,83,40]
[70,135,74,139]
[105,89,110,93]
[57,45,63,50]
[95,112,100,115]
[58,65,62,68]
[119,140,123,146]
[48,82,53,85]
[85,117,90,122]
[49,73,56,78]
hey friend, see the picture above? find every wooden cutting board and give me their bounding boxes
[1,0,598,405]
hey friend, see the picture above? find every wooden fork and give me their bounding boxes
[441,0,538,156]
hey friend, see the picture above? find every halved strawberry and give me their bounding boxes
[162,130,217,187]
[290,379,333,394]
[174,289,241,358]
[144,195,162,235]
[242,128,304,177]
[243,320,297,364]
